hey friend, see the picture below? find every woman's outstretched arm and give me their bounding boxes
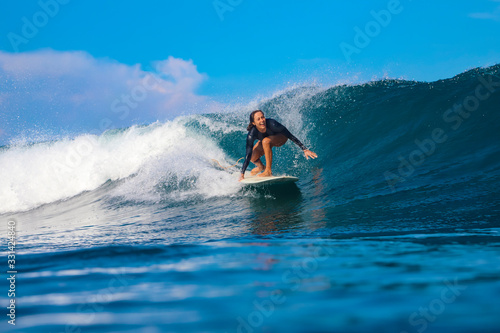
[267,119,318,159]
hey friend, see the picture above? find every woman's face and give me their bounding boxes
[253,112,266,131]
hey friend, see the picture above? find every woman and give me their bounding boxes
[239,110,317,181]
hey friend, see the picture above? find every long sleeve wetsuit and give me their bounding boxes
[241,118,307,174]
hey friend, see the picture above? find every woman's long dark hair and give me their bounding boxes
[247,110,264,131]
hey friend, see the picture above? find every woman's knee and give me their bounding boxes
[262,137,272,145]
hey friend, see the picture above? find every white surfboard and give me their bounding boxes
[240,174,299,185]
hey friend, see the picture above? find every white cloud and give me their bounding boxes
[469,1,500,21]
[0,49,218,142]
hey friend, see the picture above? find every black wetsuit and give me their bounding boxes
[241,118,307,174]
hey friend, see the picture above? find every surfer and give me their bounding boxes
[239,110,317,181]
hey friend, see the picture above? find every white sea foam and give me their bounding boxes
[0,118,241,214]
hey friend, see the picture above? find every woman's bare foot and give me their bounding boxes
[258,169,272,177]
[250,166,264,176]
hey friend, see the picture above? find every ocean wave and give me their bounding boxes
[2,64,499,214]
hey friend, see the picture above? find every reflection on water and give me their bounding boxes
[246,183,304,235]
[244,167,335,235]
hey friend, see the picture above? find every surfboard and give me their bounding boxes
[240,174,299,185]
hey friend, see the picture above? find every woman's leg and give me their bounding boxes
[258,134,288,177]
[250,141,265,175]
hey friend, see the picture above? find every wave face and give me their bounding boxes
[2,65,500,216]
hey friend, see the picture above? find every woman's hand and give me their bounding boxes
[239,173,245,181]
[304,149,318,160]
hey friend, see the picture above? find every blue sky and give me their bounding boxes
[1,0,500,144]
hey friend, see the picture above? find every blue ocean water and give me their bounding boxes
[1,65,500,332]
